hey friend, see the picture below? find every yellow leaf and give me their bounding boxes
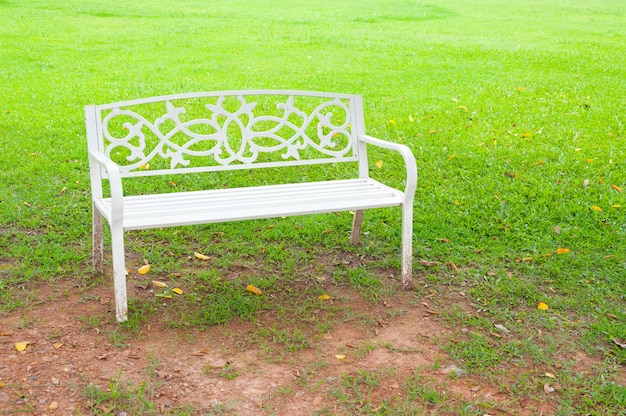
[376,160,383,169]
[172,287,183,295]
[389,119,396,125]
[612,204,621,208]
[138,264,151,274]
[246,284,263,295]
[152,280,168,288]
[590,205,603,212]
[447,154,457,161]
[408,115,415,122]
[545,372,556,379]
[194,251,210,261]
[15,342,28,352]
[522,257,533,262]
[139,163,150,170]
[53,342,63,349]
[611,184,623,192]
[335,354,346,360]
[555,248,570,254]
[537,302,549,310]
[521,132,532,138]
[586,158,594,163]
[535,160,544,165]
[0,381,4,387]
[318,294,330,300]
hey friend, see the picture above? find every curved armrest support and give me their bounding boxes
[359,135,418,203]
[89,150,124,224]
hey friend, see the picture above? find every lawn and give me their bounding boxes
[0,0,625,414]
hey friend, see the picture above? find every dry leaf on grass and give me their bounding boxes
[138,264,151,274]
[613,338,626,349]
[246,284,263,295]
[194,251,210,260]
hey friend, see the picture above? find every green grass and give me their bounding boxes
[1,0,625,414]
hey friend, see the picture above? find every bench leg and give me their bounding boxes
[401,204,414,287]
[349,210,364,245]
[92,205,104,273]
[111,225,128,323]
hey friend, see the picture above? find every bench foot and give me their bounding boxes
[92,207,104,273]
[400,204,414,288]
[111,226,128,323]
[349,210,364,245]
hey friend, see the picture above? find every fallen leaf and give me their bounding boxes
[138,264,151,274]
[318,294,331,300]
[376,160,383,169]
[15,342,28,352]
[139,163,150,170]
[172,287,183,295]
[447,154,457,161]
[419,259,437,267]
[389,119,396,125]
[545,372,556,379]
[335,354,346,360]
[194,251,210,260]
[613,204,621,208]
[611,184,623,192]
[590,205,603,212]
[586,158,594,163]
[555,248,570,254]
[613,338,626,349]
[53,342,63,349]
[0,331,12,336]
[313,396,323,406]
[152,280,168,288]
[408,115,415,122]
[583,179,590,187]
[537,302,549,310]
[494,324,510,333]
[553,225,561,234]
[246,284,263,295]
[543,383,555,394]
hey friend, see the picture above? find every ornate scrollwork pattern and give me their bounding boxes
[101,94,356,172]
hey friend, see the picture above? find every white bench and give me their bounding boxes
[85,90,417,322]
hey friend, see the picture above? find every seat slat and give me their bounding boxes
[96,179,403,230]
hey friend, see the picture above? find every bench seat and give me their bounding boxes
[95,178,403,231]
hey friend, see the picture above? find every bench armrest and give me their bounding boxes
[359,135,418,202]
[88,150,124,217]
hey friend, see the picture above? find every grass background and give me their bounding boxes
[1,0,625,414]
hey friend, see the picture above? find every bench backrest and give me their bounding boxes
[86,90,367,179]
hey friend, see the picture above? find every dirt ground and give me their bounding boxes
[0,273,597,415]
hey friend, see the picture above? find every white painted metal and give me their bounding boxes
[86,90,418,322]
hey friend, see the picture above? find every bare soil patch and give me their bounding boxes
[0,272,602,415]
